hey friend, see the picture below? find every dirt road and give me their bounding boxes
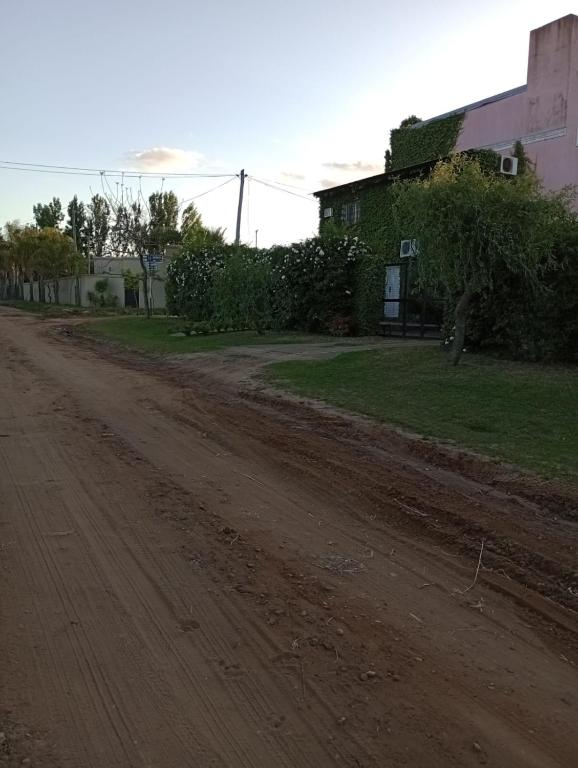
[0,309,576,768]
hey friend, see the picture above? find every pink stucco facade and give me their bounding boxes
[449,15,578,194]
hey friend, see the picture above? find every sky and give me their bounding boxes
[1,0,576,247]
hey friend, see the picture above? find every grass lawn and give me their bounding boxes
[85,316,324,354]
[0,300,87,316]
[267,346,578,483]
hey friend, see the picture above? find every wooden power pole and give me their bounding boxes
[235,169,245,246]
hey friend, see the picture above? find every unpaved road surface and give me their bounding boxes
[0,309,577,768]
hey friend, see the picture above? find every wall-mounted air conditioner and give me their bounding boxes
[500,156,519,176]
[323,207,333,218]
[400,239,418,259]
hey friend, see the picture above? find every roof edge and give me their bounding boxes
[314,157,437,197]
[412,85,527,128]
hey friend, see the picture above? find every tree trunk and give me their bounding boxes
[138,254,151,319]
[449,287,473,366]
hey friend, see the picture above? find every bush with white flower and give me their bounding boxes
[268,235,369,333]
[166,234,370,335]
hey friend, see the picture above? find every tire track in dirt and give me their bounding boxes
[0,330,360,766]
[1,309,577,767]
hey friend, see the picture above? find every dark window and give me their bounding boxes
[341,201,360,225]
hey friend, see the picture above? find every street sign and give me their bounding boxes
[146,253,163,273]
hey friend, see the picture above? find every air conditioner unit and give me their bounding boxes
[400,239,418,259]
[500,156,519,176]
[323,207,333,218]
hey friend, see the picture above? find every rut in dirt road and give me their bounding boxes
[0,309,577,768]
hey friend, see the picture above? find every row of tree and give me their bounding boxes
[29,191,225,259]
[0,225,81,303]
[1,188,226,316]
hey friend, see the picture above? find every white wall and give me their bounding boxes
[93,257,168,310]
[22,275,126,308]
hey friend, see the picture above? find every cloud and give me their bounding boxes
[281,171,306,181]
[319,179,339,189]
[124,147,204,172]
[322,160,382,173]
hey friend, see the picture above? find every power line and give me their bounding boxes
[249,176,316,202]
[0,164,102,178]
[179,177,237,207]
[252,175,315,194]
[0,159,236,180]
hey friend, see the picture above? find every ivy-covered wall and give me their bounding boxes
[317,147,502,333]
[319,182,401,333]
[390,114,464,170]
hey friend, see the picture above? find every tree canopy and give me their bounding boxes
[393,154,575,363]
[181,202,225,250]
[148,191,180,252]
[84,194,111,261]
[65,195,87,254]
[33,197,64,229]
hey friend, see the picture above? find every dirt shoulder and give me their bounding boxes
[1,309,577,767]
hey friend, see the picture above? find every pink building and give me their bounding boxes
[419,14,578,193]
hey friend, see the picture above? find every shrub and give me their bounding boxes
[210,248,272,332]
[166,246,225,321]
[270,235,369,333]
[468,220,578,361]
[166,235,370,336]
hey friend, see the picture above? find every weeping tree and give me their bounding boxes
[393,154,575,364]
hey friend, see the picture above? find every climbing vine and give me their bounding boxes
[317,148,503,332]
[319,184,403,332]
[389,114,464,170]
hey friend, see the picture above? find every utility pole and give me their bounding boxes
[71,204,81,306]
[255,229,259,248]
[72,205,77,248]
[235,169,245,246]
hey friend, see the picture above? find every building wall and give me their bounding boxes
[21,274,168,311]
[454,15,578,195]
[93,256,168,309]
[23,275,126,308]
[456,91,527,151]
[93,256,170,279]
